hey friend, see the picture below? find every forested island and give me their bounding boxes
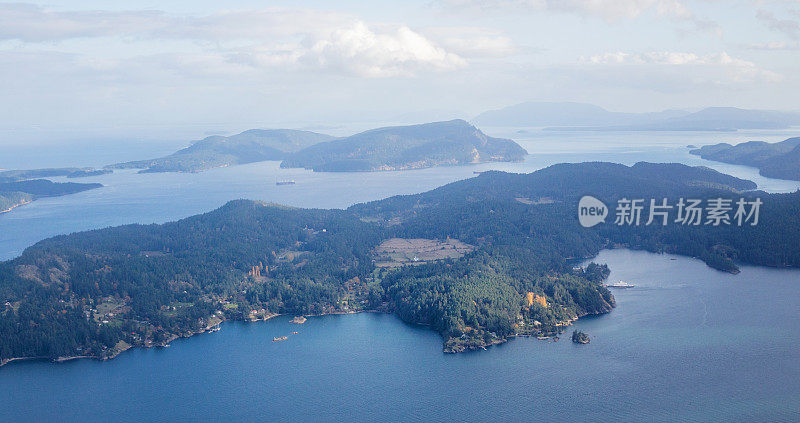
[571,330,590,344]
[0,176,103,214]
[108,120,526,174]
[1,162,798,365]
[109,129,334,173]
[691,137,800,181]
[280,120,527,172]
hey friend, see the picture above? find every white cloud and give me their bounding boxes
[443,0,690,20]
[0,4,167,41]
[746,40,800,50]
[556,0,691,20]
[757,9,800,39]
[439,0,718,33]
[232,22,467,77]
[0,4,471,78]
[582,51,783,83]
[421,27,518,57]
[303,23,466,77]
[0,4,352,42]
[586,51,720,65]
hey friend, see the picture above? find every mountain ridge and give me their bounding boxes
[474,102,800,131]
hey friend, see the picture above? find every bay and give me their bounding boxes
[1,250,798,422]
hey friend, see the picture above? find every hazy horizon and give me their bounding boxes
[2,0,800,145]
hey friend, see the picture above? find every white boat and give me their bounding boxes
[606,280,635,288]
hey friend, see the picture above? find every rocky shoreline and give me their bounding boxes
[0,314,223,368]
[442,313,596,353]
[1,354,102,368]
[1,308,601,368]
[0,311,352,368]
[0,199,32,214]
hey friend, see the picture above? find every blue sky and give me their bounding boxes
[1,0,799,141]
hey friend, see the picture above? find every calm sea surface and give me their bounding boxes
[2,129,800,422]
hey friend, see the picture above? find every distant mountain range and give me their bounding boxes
[109,129,335,173]
[110,120,527,173]
[280,120,526,172]
[474,102,800,131]
[474,102,687,127]
[691,137,800,181]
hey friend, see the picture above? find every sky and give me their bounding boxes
[1,0,799,142]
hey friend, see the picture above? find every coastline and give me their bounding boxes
[0,307,601,368]
[0,199,33,215]
[1,311,293,369]
[443,314,586,353]
[0,309,390,368]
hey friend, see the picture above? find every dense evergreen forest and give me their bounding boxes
[2,162,799,363]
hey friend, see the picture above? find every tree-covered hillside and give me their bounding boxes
[2,162,798,363]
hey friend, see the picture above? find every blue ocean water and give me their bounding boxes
[2,128,800,422]
[0,250,798,422]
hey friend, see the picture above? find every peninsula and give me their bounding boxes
[0,177,103,215]
[1,162,797,365]
[690,137,800,181]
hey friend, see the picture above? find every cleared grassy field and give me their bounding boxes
[373,238,475,268]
